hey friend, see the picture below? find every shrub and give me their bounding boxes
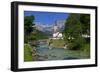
[68,37,86,50]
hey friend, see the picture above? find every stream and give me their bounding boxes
[31,41,79,61]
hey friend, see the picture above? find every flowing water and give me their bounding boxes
[34,43,79,61]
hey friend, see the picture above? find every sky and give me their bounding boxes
[24,11,69,25]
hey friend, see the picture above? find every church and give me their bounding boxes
[52,21,63,39]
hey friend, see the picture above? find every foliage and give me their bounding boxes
[25,30,49,43]
[34,30,49,40]
[24,15,36,43]
[24,34,37,43]
[24,15,35,35]
[64,14,82,42]
[80,14,90,35]
[63,13,90,50]
[68,37,86,50]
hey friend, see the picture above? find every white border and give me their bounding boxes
[18,5,96,68]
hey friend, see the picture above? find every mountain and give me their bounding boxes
[33,20,66,35]
[34,22,53,34]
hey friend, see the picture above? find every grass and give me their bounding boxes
[51,39,65,48]
[24,44,33,62]
[81,43,90,58]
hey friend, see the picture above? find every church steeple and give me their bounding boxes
[53,20,58,33]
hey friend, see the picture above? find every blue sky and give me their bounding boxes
[24,11,69,25]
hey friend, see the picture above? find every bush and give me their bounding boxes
[28,34,37,41]
[68,37,86,50]
[24,33,37,43]
[24,36,29,43]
